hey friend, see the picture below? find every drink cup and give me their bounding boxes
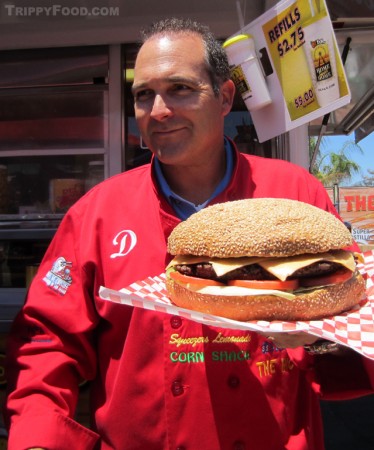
[223,34,272,111]
[303,15,340,108]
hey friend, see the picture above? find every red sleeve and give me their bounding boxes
[312,350,374,400]
[4,210,100,449]
[288,347,374,401]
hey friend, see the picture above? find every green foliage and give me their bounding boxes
[309,138,363,187]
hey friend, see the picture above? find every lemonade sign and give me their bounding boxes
[262,0,349,120]
[232,0,351,142]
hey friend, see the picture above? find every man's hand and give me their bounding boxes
[263,332,348,356]
[263,332,320,349]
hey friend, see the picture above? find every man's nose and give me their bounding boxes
[150,94,172,120]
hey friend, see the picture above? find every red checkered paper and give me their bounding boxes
[99,251,374,359]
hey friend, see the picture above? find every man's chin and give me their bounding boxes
[153,146,190,165]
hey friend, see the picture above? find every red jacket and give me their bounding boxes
[5,148,374,449]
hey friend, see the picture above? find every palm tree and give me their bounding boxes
[363,169,374,186]
[310,139,363,187]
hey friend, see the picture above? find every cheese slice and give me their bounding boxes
[258,250,356,281]
[168,250,356,281]
[354,252,365,264]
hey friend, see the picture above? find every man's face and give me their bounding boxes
[132,33,234,167]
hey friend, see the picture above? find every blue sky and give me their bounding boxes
[320,131,373,186]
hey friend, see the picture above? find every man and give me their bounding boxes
[5,18,374,450]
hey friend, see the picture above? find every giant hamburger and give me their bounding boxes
[165,198,366,321]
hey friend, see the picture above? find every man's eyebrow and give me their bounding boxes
[131,75,202,94]
[166,75,201,85]
[131,82,146,94]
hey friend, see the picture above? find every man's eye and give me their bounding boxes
[172,84,192,93]
[134,90,153,102]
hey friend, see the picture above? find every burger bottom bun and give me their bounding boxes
[165,273,366,322]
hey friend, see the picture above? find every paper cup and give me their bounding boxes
[223,34,272,111]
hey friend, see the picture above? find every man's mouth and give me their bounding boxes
[152,126,187,137]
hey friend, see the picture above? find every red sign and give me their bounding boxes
[327,187,374,249]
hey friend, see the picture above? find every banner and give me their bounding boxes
[231,0,351,142]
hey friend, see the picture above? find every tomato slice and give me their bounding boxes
[227,278,299,291]
[169,271,225,287]
[300,268,353,288]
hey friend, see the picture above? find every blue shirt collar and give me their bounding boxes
[154,137,234,220]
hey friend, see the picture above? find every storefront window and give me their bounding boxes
[0,46,108,217]
[0,89,106,151]
[0,46,108,290]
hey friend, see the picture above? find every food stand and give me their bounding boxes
[0,0,372,444]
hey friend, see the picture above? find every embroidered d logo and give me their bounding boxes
[110,230,137,259]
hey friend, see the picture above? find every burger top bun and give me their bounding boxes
[167,198,353,258]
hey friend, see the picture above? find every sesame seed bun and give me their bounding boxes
[167,198,353,258]
[166,199,365,321]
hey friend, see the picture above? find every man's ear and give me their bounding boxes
[220,79,236,116]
